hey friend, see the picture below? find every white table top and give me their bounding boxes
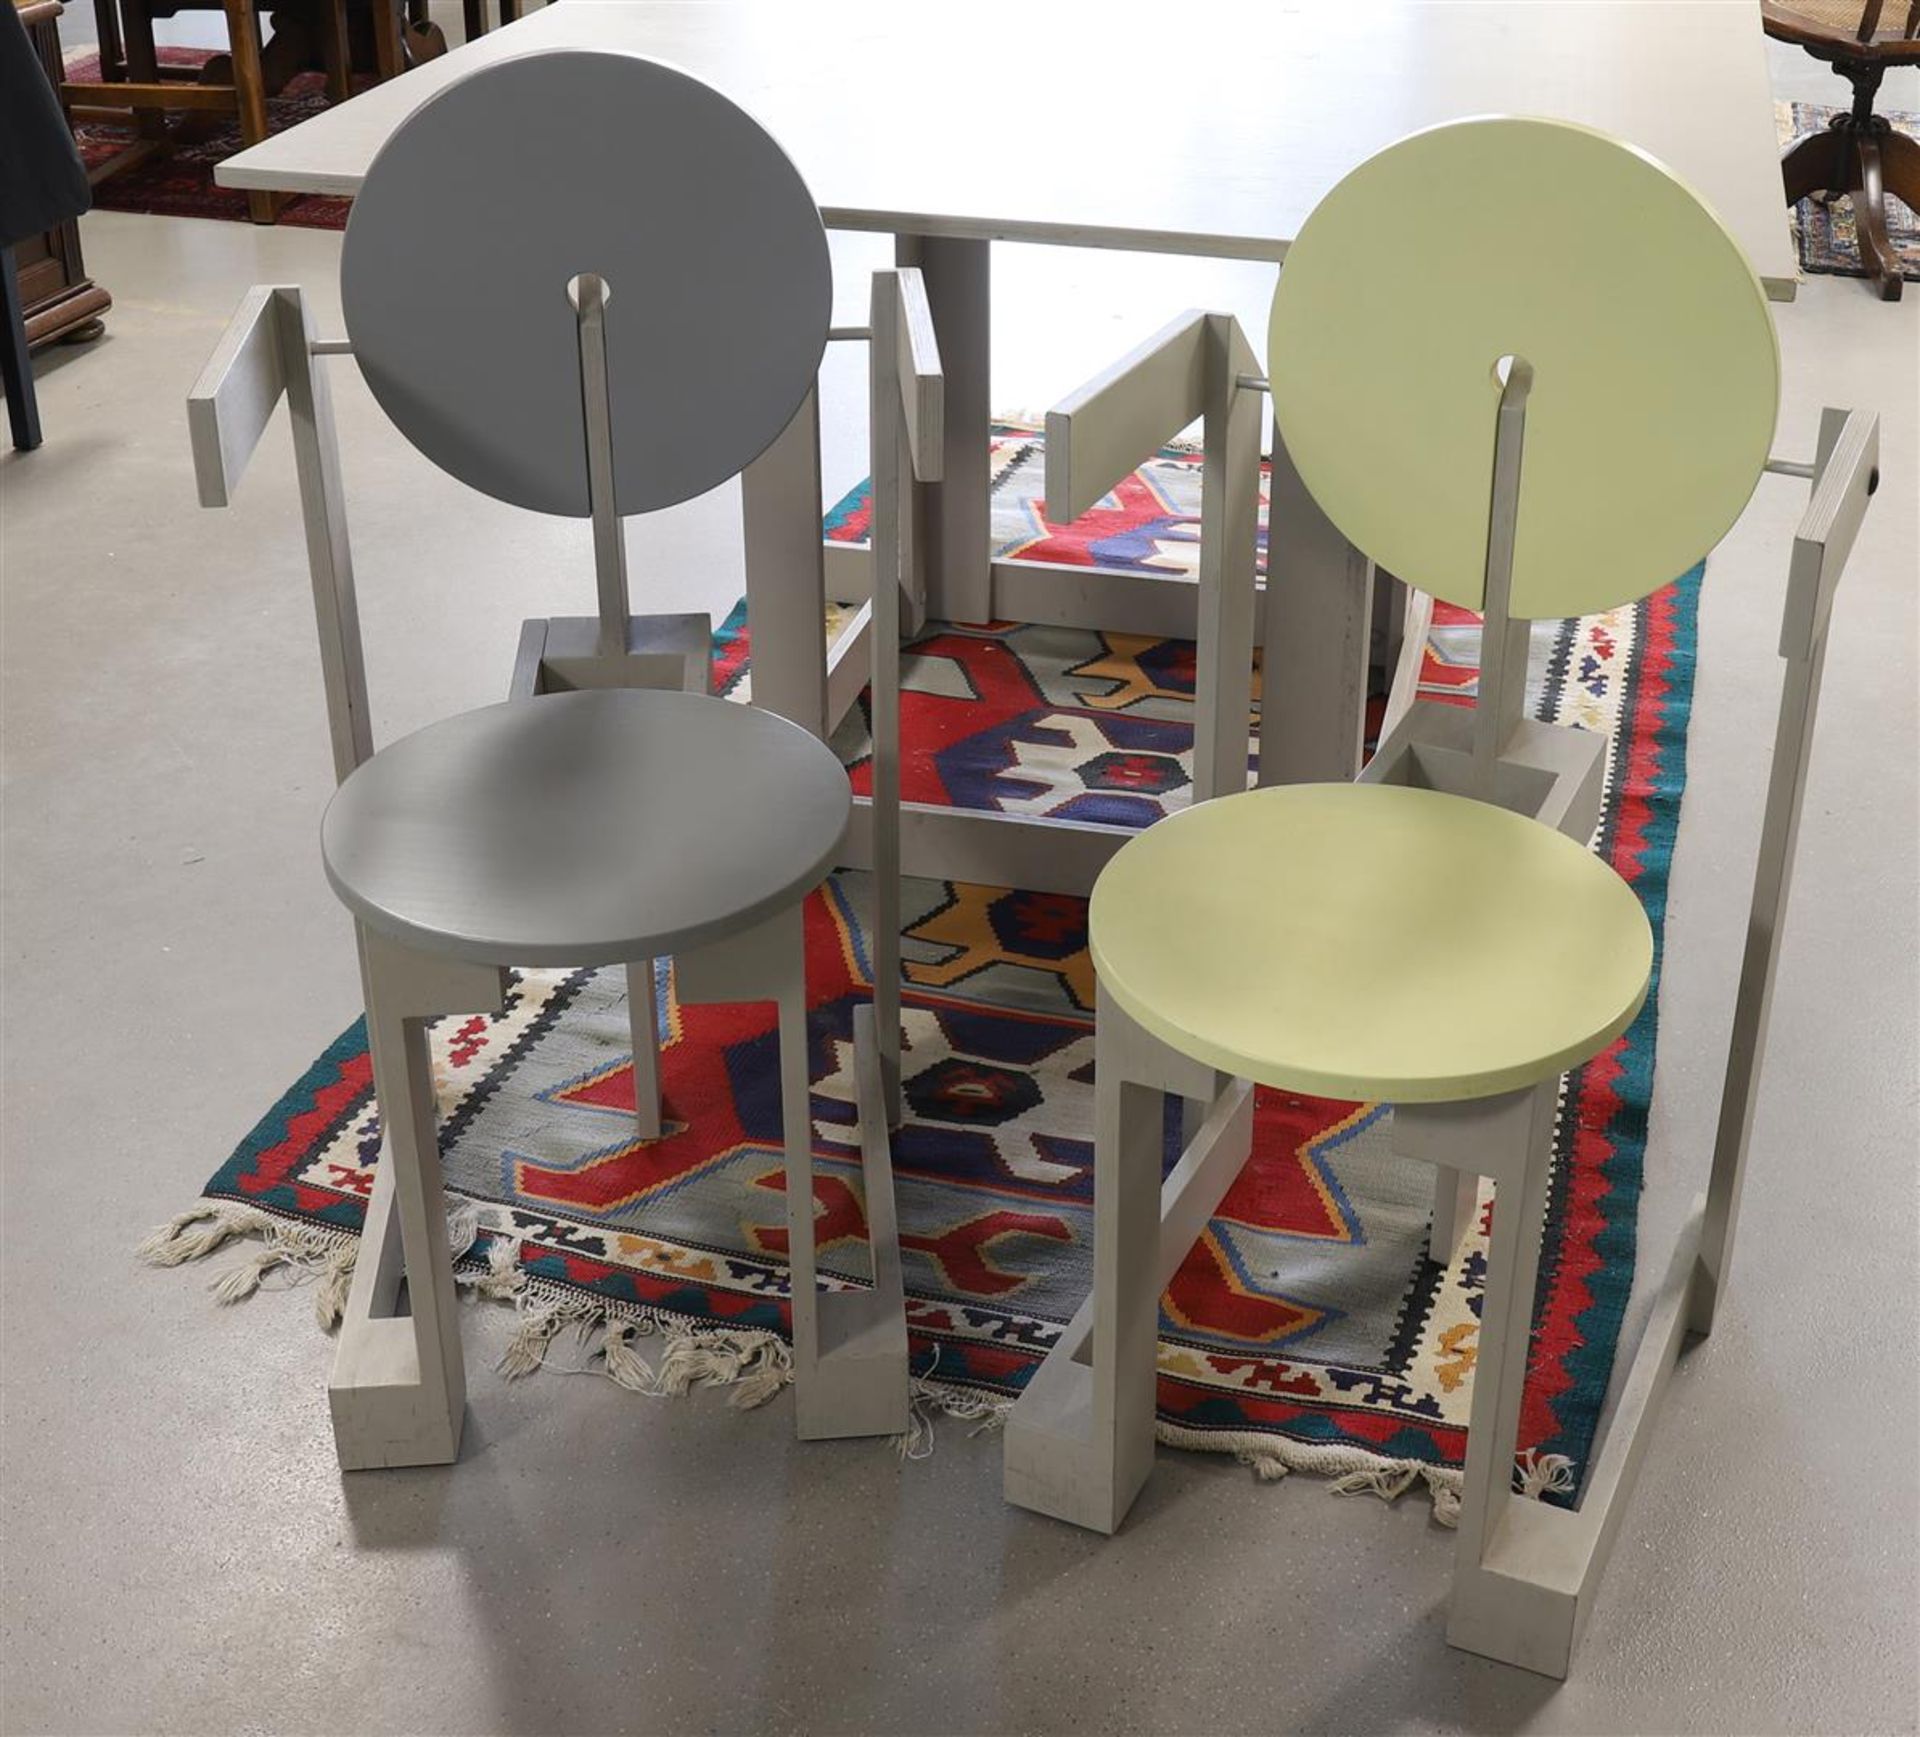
[220,0,1798,298]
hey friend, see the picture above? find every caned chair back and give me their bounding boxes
[340,49,832,521]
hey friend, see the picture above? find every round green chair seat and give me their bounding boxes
[1088,783,1653,1104]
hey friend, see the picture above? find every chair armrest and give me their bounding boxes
[186,284,291,508]
[1044,310,1218,523]
[1780,407,1878,663]
[889,267,944,484]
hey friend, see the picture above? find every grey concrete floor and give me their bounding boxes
[3,32,1918,1737]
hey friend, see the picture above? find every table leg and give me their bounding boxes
[1258,424,1374,785]
[91,0,126,79]
[370,0,405,83]
[895,234,991,626]
[317,0,352,103]
[118,0,169,141]
[222,0,281,224]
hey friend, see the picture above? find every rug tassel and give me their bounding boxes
[894,1352,1013,1459]
[445,1202,481,1263]
[724,1337,793,1411]
[1328,1463,1423,1503]
[598,1315,664,1394]
[1514,1449,1577,1499]
[653,1326,792,1408]
[313,1241,358,1330]
[496,1294,599,1380]
[208,1244,282,1305]
[457,1233,526,1302]
[136,1202,272,1267]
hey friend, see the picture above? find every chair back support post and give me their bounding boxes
[865,266,945,1108]
[275,288,375,784]
[188,284,374,785]
[1470,356,1535,789]
[1192,314,1263,803]
[570,272,632,659]
[1691,407,1879,1333]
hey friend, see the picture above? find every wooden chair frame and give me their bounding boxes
[184,277,941,1457]
[794,308,1266,899]
[1003,388,1881,1679]
[1763,0,1920,300]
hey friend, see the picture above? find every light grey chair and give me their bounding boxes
[187,48,933,1467]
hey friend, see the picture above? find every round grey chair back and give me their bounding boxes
[341,49,832,519]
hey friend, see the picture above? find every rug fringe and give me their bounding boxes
[1154,1420,1467,1527]
[896,1354,1015,1461]
[137,1202,356,1304]
[138,1195,1560,1516]
[139,1196,800,1409]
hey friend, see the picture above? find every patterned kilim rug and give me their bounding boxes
[145,429,1700,1519]
[67,49,354,230]
[1777,99,1920,284]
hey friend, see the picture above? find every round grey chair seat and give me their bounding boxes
[321,690,851,967]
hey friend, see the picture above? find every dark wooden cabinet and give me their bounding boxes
[12,0,112,349]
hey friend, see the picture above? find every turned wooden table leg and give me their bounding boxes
[317,0,351,103]
[369,0,404,83]
[221,0,281,223]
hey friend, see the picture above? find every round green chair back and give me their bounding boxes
[1267,116,1780,620]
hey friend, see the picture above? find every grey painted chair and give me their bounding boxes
[187,48,927,1467]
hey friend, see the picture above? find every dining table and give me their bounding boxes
[215,0,1798,881]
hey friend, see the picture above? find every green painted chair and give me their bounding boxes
[1001,116,1880,1680]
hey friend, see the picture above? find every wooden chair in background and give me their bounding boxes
[187,48,920,1462]
[63,0,480,224]
[1002,117,1879,1681]
[1764,0,1920,299]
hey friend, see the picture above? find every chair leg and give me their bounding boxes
[676,901,908,1440]
[1429,1163,1481,1260]
[1003,990,1165,1533]
[462,0,484,39]
[1442,1081,1565,1671]
[328,926,508,1470]
[1879,123,1920,211]
[2,249,42,453]
[1782,122,1855,205]
[627,958,662,1140]
[1852,130,1906,302]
